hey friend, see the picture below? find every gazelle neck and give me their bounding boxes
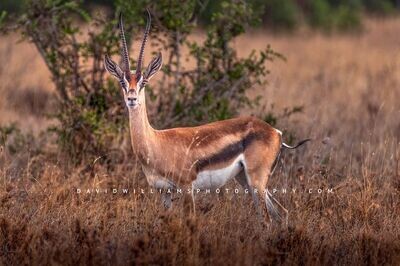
[128,96,155,157]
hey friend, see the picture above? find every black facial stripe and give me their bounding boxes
[119,80,127,91]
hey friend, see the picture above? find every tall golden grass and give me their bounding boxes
[0,18,399,265]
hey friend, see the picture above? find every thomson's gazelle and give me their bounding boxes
[104,12,310,223]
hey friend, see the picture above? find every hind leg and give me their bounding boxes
[242,165,270,223]
[265,189,288,225]
[242,136,288,224]
[243,163,288,224]
[234,168,263,219]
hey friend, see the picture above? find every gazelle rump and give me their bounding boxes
[104,11,310,223]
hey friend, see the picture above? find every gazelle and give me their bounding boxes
[104,12,310,223]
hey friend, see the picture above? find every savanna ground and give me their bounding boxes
[1,18,400,265]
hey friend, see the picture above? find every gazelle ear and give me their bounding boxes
[104,54,128,92]
[104,54,124,79]
[142,52,162,86]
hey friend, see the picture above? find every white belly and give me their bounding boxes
[192,154,244,190]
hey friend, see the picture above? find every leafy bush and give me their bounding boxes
[4,0,280,163]
[0,0,26,14]
[263,0,299,30]
[362,0,395,14]
[307,0,335,31]
[0,124,36,155]
[2,0,398,32]
[306,0,362,31]
[334,4,362,31]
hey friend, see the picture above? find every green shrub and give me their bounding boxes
[1,0,398,32]
[306,0,363,32]
[362,0,395,14]
[0,124,36,155]
[334,5,362,31]
[307,0,335,31]
[0,0,26,14]
[264,0,299,30]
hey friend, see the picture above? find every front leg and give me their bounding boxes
[142,166,176,209]
[161,192,172,209]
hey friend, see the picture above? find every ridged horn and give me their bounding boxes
[118,12,131,81]
[136,9,151,79]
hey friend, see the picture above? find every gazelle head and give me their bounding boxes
[104,11,162,110]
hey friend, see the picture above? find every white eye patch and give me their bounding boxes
[136,75,145,90]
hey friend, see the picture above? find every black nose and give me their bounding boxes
[128,97,137,101]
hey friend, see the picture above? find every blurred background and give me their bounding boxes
[0,0,399,176]
[0,0,399,173]
[0,0,399,159]
[2,0,400,30]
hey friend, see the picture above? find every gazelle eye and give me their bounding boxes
[139,81,145,90]
[136,76,145,91]
[119,79,128,92]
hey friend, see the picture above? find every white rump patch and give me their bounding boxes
[192,154,244,190]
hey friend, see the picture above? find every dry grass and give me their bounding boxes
[1,18,400,265]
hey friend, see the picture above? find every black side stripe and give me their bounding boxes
[195,132,264,172]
